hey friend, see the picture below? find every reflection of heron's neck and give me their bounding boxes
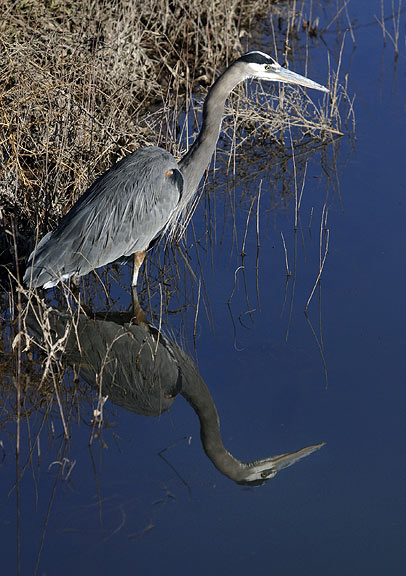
[179,63,246,203]
[180,356,249,483]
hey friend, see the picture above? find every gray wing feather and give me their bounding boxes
[24,147,183,287]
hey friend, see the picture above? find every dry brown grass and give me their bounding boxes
[0,0,267,228]
[0,1,349,253]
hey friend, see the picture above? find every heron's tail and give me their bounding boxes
[23,232,62,288]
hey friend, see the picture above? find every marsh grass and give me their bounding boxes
[376,0,403,55]
[0,0,266,231]
[0,1,347,252]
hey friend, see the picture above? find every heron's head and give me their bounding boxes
[238,51,329,93]
[236,459,279,486]
[236,441,326,486]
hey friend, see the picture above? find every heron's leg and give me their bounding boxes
[68,275,83,309]
[132,250,147,325]
[132,250,146,288]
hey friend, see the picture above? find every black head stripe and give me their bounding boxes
[238,51,275,65]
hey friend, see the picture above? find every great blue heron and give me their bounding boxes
[24,51,328,302]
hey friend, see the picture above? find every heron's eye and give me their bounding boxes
[265,65,272,71]
[261,471,268,478]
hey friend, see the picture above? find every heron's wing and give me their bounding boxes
[26,147,183,285]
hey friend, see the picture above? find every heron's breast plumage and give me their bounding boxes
[24,146,183,287]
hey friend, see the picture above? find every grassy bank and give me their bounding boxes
[0,0,345,268]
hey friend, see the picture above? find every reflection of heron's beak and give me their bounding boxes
[270,441,326,474]
[273,67,329,93]
[238,441,326,485]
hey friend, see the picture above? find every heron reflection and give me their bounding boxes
[27,308,324,485]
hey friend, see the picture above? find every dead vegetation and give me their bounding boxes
[0,0,265,231]
[0,0,349,264]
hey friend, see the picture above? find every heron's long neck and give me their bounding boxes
[179,64,246,203]
[179,356,248,483]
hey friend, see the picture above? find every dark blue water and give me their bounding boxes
[1,1,406,574]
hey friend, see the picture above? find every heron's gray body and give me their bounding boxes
[24,147,183,288]
[24,51,328,290]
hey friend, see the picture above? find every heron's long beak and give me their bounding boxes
[273,67,329,93]
[269,441,326,474]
